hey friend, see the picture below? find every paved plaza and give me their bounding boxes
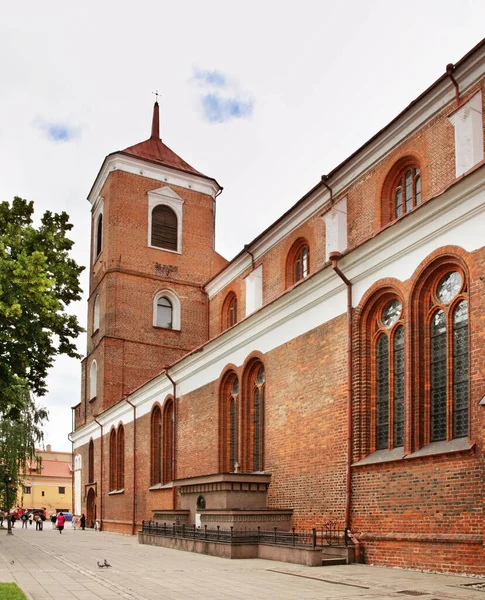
[0,525,484,599]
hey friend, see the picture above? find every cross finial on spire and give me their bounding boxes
[151,91,160,140]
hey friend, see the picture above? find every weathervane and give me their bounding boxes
[152,90,160,103]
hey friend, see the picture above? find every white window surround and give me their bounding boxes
[245,265,263,316]
[449,91,484,177]
[323,196,348,262]
[93,295,100,332]
[148,186,184,254]
[89,360,97,400]
[92,198,104,264]
[153,289,181,330]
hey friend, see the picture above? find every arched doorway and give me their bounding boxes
[86,487,96,527]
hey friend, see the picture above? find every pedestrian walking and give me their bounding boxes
[35,515,42,531]
[50,513,56,529]
[21,512,28,529]
[28,513,33,526]
[56,512,65,534]
[10,513,16,528]
[71,515,77,529]
[80,513,86,530]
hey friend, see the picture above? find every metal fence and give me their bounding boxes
[141,520,350,549]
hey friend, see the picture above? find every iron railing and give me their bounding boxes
[141,520,350,549]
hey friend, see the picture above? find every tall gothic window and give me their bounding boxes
[151,205,178,251]
[162,400,174,484]
[95,214,103,258]
[286,238,310,287]
[220,373,239,472]
[88,439,94,483]
[374,299,404,450]
[109,429,117,491]
[428,271,468,441]
[117,425,125,490]
[241,362,265,472]
[150,406,162,485]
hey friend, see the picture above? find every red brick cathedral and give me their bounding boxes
[72,39,485,573]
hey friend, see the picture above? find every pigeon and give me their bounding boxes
[10,561,14,565]
[104,559,111,567]
[97,559,112,568]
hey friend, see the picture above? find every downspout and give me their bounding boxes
[243,245,255,270]
[213,187,223,251]
[330,251,353,533]
[93,416,103,530]
[320,174,334,204]
[68,423,74,516]
[446,63,460,107]
[163,368,177,508]
[123,397,137,535]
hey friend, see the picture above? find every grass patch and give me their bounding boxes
[0,583,27,599]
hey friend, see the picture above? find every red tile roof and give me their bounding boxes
[36,460,71,479]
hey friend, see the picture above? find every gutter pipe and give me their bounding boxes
[446,63,460,107]
[330,251,353,532]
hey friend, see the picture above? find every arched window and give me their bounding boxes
[88,439,94,483]
[153,290,181,330]
[117,425,125,490]
[157,297,173,329]
[427,270,468,441]
[150,406,162,486]
[222,293,238,331]
[89,361,97,400]
[373,299,404,450]
[394,167,421,218]
[93,295,100,332]
[109,429,116,491]
[162,400,174,484]
[95,213,103,258]
[219,373,239,472]
[286,238,310,287]
[242,361,265,472]
[151,205,178,251]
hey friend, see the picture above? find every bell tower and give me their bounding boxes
[80,102,227,418]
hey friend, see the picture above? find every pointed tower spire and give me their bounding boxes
[151,101,160,140]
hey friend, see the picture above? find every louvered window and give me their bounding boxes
[151,205,177,251]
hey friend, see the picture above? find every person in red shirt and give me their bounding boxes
[56,512,66,534]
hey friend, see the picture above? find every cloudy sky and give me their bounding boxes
[1,0,484,452]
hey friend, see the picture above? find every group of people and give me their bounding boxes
[1,510,87,532]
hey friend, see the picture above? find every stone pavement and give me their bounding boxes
[0,524,484,599]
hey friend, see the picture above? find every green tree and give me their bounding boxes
[0,197,84,416]
[0,387,47,511]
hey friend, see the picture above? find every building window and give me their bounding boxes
[151,205,178,251]
[42,491,45,497]
[150,406,162,486]
[93,295,100,332]
[89,360,97,400]
[219,373,239,472]
[394,167,421,218]
[109,428,117,491]
[153,290,181,330]
[373,299,404,450]
[157,297,172,328]
[241,361,265,472]
[162,400,174,484]
[286,238,310,287]
[222,293,238,331]
[88,439,94,483]
[117,425,125,490]
[428,271,468,441]
[95,213,103,257]
[58,487,66,495]
[23,486,31,494]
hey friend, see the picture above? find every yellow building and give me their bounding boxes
[19,445,72,516]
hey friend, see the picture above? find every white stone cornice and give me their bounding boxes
[87,153,221,205]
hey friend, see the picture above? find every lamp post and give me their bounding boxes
[3,468,13,535]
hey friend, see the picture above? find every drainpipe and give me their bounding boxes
[68,425,74,516]
[320,174,334,204]
[163,368,177,508]
[123,397,137,535]
[243,245,255,270]
[330,251,353,532]
[213,187,223,250]
[93,416,103,530]
[446,63,460,107]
